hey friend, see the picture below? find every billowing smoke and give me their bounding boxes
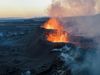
[48,1,100,75]
[48,0,97,17]
[58,14,100,75]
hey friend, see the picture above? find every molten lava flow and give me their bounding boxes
[41,18,63,30]
[42,18,69,43]
[47,31,68,43]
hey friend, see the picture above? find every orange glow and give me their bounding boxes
[41,18,63,30]
[47,30,69,43]
[42,18,69,43]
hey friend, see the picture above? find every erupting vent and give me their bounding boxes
[41,18,69,43]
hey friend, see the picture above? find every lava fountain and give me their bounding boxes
[41,18,69,43]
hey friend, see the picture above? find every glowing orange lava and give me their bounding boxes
[42,18,69,43]
[41,18,63,30]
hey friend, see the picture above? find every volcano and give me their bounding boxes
[0,16,97,75]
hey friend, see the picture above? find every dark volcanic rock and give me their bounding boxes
[0,17,97,75]
[0,18,55,75]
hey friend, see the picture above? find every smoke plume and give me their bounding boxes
[48,1,100,75]
[48,0,97,17]
[59,14,100,75]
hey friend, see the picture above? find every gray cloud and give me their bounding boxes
[59,14,100,75]
[48,0,97,17]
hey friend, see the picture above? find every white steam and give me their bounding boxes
[58,14,100,75]
[48,1,100,74]
[48,0,97,17]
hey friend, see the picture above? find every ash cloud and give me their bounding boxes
[48,0,97,17]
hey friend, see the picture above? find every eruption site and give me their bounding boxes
[41,18,69,43]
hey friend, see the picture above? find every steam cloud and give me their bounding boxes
[48,0,100,75]
[48,0,97,17]
[59,14,100,75]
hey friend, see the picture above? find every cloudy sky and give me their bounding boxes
[0,0,99,18]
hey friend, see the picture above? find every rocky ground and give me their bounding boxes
[0,16,97,75]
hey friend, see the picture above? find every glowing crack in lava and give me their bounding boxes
[42,18,69,43]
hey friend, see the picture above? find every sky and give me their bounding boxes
[0,0,99,18]
[0,0,52,18]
